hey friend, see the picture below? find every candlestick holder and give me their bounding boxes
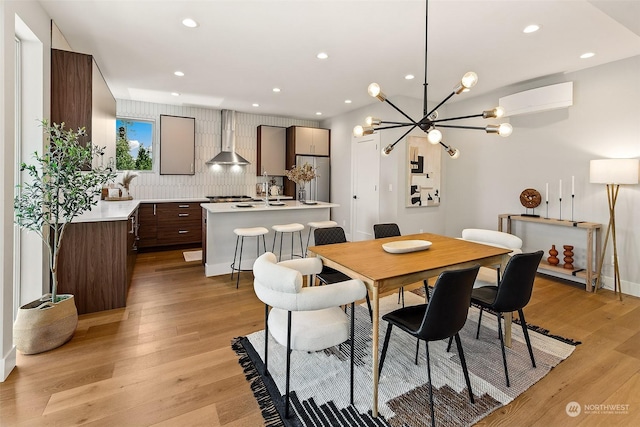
[571,194,575,222]
[545,201,549,219]
[558,197,562,221]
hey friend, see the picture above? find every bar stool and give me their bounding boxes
[231,227,269,289]
[305,220,338,256]
[271,223,305,261]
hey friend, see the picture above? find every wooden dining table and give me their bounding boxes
[307,232,512,417]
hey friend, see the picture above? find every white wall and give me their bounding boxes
[1,0,52,381]
[116,100,319,199]
[324,55,640,295]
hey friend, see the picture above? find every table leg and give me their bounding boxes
[371,286,380,417]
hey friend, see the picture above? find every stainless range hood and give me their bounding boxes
[206,110,250,165]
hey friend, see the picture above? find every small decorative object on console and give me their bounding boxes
[520,188,541,217]
[285,162,317,202]
[563,245,574,270]
[547,244,559,265]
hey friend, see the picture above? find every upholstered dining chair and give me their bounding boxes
[378,264,480,427]
[314,226,373,320]
[461,228,523,287]
[253,252,367,418]
[373,222,429,305]
[471,250,543,387]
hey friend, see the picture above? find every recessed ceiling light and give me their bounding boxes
[174,71,184,77]
[405,74,415,80]
[171,92,180,96]
[252,103,259,107]
[316,112,322,116]
[344,100,352,104]
[523,24,541,34]
[182,18,199,28]
[580,52,595,59]
[317,52,329,60]
[272,87,281,93]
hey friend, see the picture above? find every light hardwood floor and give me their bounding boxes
[1,249,639,426]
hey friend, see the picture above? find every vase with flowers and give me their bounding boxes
[285,162,318,202]
[119,170,138,199]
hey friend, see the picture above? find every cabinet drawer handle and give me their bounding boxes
[178,213,190,217]
[178,230,189,234]
[178,204,190,208]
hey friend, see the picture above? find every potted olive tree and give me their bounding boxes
[13,120,115,354]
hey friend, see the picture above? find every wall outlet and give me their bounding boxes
[343,220,346,227]
[419,229,423,233]
[611,255,615,265]
[388,184,393,192]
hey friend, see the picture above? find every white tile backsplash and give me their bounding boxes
[116,100,318,199]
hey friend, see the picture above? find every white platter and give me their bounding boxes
[234,203,254,208]
[382,240,432,254]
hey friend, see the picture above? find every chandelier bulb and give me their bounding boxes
[461,72,478,89]
[447,147,461,159]
[368,83,386,102]
[427,129,442,144]
[382,144,394,156]
[498,123,513,137]
[366,116,381,126]
[353,125,364,137]
[483,106,506,119]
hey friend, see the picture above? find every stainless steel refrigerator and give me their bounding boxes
[296,155,330,202]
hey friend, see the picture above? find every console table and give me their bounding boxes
[498,214,602,291]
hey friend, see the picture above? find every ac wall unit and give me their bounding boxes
[499,82,573,117]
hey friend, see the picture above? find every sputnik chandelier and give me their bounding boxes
[353,0,512,158]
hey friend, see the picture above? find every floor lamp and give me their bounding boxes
[589,158,639,300]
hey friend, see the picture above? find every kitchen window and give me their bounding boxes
[116,118,154,171]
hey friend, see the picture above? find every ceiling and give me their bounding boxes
[39,0,640,121]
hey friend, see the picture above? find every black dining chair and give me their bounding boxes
[314,226,373,320]
[471,250,543,387]
[378,264,480,427]
[373,222,430,305]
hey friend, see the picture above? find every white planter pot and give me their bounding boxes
[13,294,78,355]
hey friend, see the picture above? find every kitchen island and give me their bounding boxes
[201,200,339,277]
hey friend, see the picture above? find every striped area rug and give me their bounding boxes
[232,292,577,426]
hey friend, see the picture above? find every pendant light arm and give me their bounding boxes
[423,0,429,116]
[384,99,418,124]
[384,124,419,154]
[375,123,415,131]
[436,124,485,130]
[424,91,456,121]
[432,113,484,123]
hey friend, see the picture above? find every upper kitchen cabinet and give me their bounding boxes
[160,115,196,175]
[257,125,286,176]
[51,49,116,169]
[287,126,330,156]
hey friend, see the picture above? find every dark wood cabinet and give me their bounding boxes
[51,49,116,168]
[138,202,202,248]
[137,203,158,248]
[56,209,138,315]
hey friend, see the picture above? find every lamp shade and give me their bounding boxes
[589,158,639,184]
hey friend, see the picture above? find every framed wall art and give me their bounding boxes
[406,135,441,207]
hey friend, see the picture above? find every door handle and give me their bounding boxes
[353,195,357,199]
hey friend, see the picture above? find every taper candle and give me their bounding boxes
[559,179,562,199]
[545,183,549,202]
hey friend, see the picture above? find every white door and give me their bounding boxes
[351,133,380,241]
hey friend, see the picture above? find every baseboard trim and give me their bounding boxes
[599,274,640,298]
[1,345,16,382]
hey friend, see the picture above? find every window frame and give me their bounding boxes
[115,116,156,172]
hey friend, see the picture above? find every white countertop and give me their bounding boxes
[138,198,209,203]
[73,200,140,223]
[201,200,338,213]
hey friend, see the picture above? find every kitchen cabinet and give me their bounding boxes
[257,125,286,176]
[287,126,330,156]
[138,202,202,248]
[160,115,196,175]
[56,209,138,315]
[51,49,116,169]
